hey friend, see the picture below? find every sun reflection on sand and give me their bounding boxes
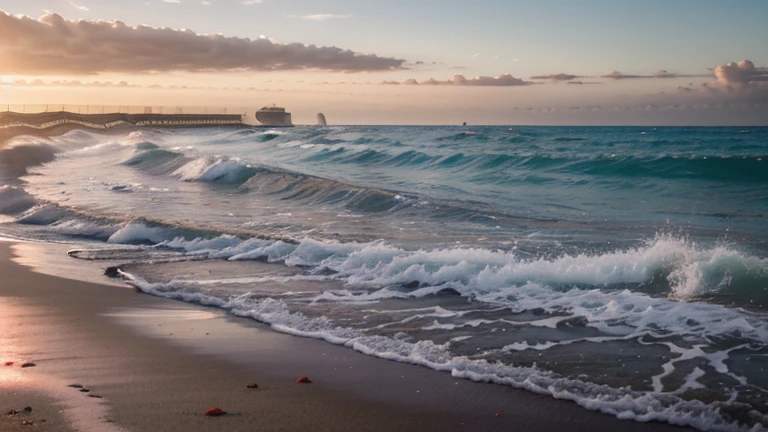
[0,297,27,385]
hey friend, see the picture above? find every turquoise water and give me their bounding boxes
[1,125,767,430]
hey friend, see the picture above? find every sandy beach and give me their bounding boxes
[0,241,694,432]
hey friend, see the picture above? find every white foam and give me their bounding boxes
[149,234,768,345]
[15,204,69,225]
[126,274,752,431]
[107,223,174,244]
[50,219,118,239]
[172,156,252,183]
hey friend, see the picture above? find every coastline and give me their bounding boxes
[0,241,691,432]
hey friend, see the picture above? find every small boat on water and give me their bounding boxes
[255,105,293,127]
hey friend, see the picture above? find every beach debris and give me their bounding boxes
[203,408,227,417]
[7,409,20,415]
[246,383,259,389]
[67,384,84,389]
[296,376,312,384]
[21,420,34,426]
[23,407,32,413]
[20,362,36,368]
[4,361,13,366]
[79,389,90,393]
[88,394,103,399]
[495,413,501,417]
[104,266,122,278]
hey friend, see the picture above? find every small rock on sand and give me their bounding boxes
[20,362,36,368]
[204,408,226,417]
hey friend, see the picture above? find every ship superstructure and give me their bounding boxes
[255,106,293,127]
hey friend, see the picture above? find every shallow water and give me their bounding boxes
[1,125,767,430]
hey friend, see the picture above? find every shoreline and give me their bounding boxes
[0,241,690,432]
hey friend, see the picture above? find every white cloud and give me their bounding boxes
[300,14,352,21]
[0,12,406,74]
[714,60,768,85]
[69,1,89,11]
[385,73,530,87]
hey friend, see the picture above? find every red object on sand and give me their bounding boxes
[4,362,13,366]
[204,408,226,417]
[296,376,312,383]
[495,413,501,417]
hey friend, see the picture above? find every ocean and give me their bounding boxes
[1,125,767,430]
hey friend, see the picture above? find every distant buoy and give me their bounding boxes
[317,113,327,126]
[462,122,467,126]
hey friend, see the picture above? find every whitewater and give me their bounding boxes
[1,125,767,431]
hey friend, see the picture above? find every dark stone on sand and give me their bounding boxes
[104,266,122,278]
[8,409,19,415]
[88,394,103,399]
[23,407,31,413]
[79,389,90,393]
[246,383,259,389]
[21,420,34,426]
[20,362,36,368]
[67,384,84,389]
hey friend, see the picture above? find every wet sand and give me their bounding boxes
[0,242,692,431]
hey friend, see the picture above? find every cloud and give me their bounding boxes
[601,70,700,80]
[714,60,768,85]
[384,74,531,87]
[530,73,582,81]
[0,12,405,74]
[69,1,89,11]
[601,71,648,79]
[241,1,262,5]
[300,14,352,21]
[13,79,138,88]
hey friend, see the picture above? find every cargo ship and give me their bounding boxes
[255,106,293,127]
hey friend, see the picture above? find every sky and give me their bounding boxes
[1,0,767,125]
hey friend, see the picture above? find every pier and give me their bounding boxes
[0,110,244,132]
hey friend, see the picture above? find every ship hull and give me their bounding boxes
[255,110,293,127]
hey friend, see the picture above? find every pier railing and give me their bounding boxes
[1,105,246,116]
[0,107,249,131]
